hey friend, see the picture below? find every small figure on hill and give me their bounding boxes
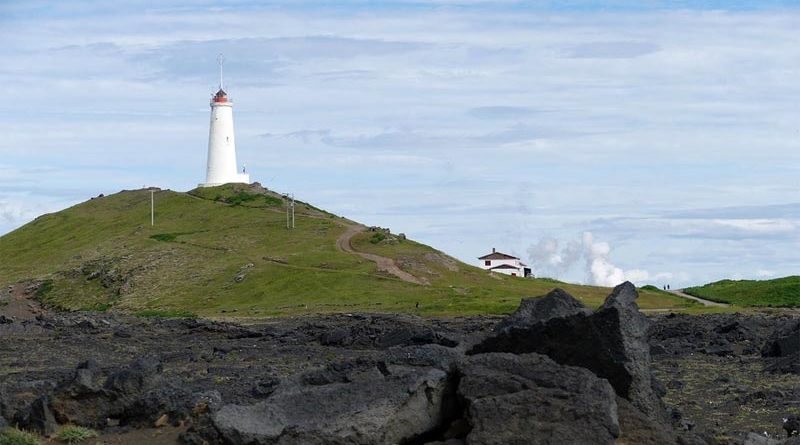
[415,302,419,309]
[667,284,671,290]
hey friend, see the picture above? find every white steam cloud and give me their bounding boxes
[527,232,671,287]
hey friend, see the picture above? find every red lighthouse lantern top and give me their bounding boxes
[213,89,228,103]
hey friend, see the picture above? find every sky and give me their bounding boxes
[1,0,799,287]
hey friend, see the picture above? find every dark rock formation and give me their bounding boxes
[2,296,796,443]
[25,395,58,435]
[650,313,778,357]
[785,414,800,437]
[211,361,451,444]
[457,353,619,445]
[104,355,163,397]
[469,282,663,420]
[762,320,800,374]
[51,355,196,428]
[741,433,783,445]
[495,288,590,331]
[762,320,799,358]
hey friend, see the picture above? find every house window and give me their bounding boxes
[484,260,491,266]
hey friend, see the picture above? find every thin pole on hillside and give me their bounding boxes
[150,190,154,226]
[285,193,296,229]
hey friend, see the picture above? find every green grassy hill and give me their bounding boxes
[684,276,800,307]
[0,184,693,317]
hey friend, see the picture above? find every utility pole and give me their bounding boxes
[150,189,155,226]
[285,193,296,229]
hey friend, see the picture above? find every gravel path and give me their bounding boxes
[335,224,427,285]
[669,289,731,307]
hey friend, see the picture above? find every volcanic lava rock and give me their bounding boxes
[25,395,58,435]
[64,359,104,395]
[741,433,784,445]
[785,414,800,437]
[495,288,590,331]
[469,282,663,420]
[457,353,620,445]
[211,360,451,445]
[762,319,800,374]
[650,313,778,357]
[763,320,799,358]
[51,355,196,428]
[317,316,457,349]
[104,355,163,397]
[251,379,281,399]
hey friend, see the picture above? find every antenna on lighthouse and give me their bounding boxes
[217,53,225,90]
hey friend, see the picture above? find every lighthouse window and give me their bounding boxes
[226,137,229,143]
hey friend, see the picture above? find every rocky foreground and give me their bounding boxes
[1,283,799,445]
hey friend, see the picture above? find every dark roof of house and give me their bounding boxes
[489,264,520,270]
[479,251,519,260]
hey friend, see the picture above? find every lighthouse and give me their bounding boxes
[200,55,250,187]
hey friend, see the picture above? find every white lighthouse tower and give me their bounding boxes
[200,55,250,187]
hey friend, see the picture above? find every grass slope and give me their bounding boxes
[684,276,800,307]
[0,185,693,317]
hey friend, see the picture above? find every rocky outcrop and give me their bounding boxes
[25,395,58,435]
[211,360,451,445]
[762,319,800,374]
[50,355,196,428]
[495,288,590,331]
[3,297,795,444]
[457,353,619,445]
[469,282,663,420]
[650,313,779,357]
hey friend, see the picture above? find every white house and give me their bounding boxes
[478,248,532,277]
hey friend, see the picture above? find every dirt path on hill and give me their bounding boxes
[336,225,427,285]
[0,283,45,321]
[669,289,731,307]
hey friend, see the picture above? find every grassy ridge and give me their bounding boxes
[684,276,800,307]
[0,185,694,317]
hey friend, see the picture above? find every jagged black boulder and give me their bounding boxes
[24,395,58,435]
[763,319,799,358]
[762,319,800,374]
[469,282,663,420]
[495,288,590,331]
[104,355,163,397]
[457,353,619,445]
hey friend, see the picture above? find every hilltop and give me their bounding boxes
[0,184,691,317]
[684,276,800,308]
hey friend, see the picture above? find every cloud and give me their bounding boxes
[467,106,542,120]
[528,232,671,286]
[756,269,776,278]
[562,41,661,59]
